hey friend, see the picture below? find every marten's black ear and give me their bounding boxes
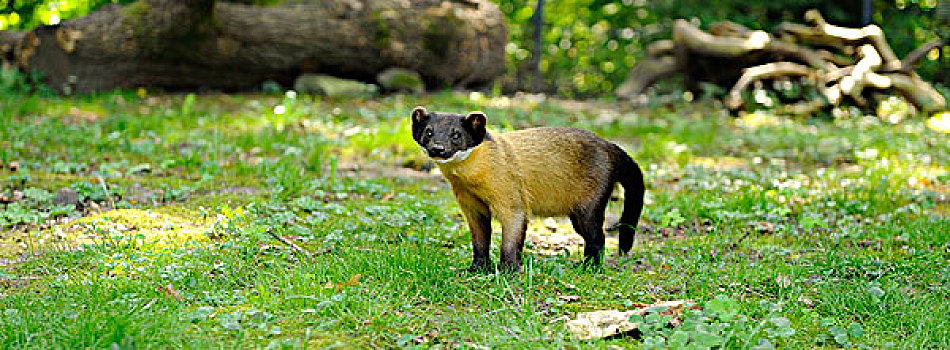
[411,106,428,124]
[462,111,487,144]
[411,106,429,143]
[463,111,486,128]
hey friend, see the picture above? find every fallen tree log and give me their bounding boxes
[619,10,946,114]
[0,0,507,94]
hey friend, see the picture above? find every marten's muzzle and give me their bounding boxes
[427,144,450,159]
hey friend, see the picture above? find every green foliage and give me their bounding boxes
[657,207,686,228]
[0,65,53,95]
[0,187,77,227]
[0,0,134,30]
[630,296,799,349]
[498,0,656,96]
[0,65,28,94]
[814,317,865,346]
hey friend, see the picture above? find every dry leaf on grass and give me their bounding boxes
[557,295,581,302]
[66,107,103,124]
[562,300,698,340]
[156,284,183,301]
[322,274,363,293]
[752,221,775,234]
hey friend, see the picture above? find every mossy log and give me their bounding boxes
[0,0,506,94]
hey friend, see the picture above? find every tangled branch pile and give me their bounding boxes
[618,10,946,115]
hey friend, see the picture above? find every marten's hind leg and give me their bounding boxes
[570,191,611,266]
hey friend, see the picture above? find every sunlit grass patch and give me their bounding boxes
[78,207,212,244]
[1,205,213,265]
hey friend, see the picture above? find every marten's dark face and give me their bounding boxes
[411,106,486,161]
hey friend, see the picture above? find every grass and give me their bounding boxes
[0,87,948,348]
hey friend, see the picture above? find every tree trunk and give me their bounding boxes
[2,0,507,94]
[529,0,544,92]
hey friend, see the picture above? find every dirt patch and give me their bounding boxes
[0,275,40,297]
[204,187,260,196]
[339,162,445,182]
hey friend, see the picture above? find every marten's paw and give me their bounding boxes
[576,260,606,273]
[498,260,523,274]
[467,262,495,274]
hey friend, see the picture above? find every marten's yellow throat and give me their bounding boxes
[411,106,646,272]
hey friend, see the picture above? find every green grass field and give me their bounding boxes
[1,90,948,348]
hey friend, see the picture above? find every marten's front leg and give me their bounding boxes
[459,198,492,272]
[495,205,528,272]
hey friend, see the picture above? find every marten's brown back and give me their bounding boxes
[493,127,618,217]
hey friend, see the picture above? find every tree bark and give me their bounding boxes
[0,30,24,64]
[2,0,507,94]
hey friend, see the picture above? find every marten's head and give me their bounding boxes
[411,106,487,163]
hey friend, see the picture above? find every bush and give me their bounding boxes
[0,64,29,94]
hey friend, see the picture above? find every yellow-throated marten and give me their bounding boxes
[411,106,645,272]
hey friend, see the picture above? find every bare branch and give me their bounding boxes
[840,44,882,100]
[673,19,772,56]
[266,227,314,260]
[885,73,947,112]
[616,56,678,98]
[802,9,901,70]
[708,21,753,38]
[726,62,814,110]
[646,40,675,57]
[888,40,944,74]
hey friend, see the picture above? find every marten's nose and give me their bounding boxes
[429,144,447,157]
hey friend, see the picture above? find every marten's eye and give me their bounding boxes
[451,131,462,141]
[425,128,433,138]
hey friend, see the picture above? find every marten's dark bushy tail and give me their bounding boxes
[614,147,645,254]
